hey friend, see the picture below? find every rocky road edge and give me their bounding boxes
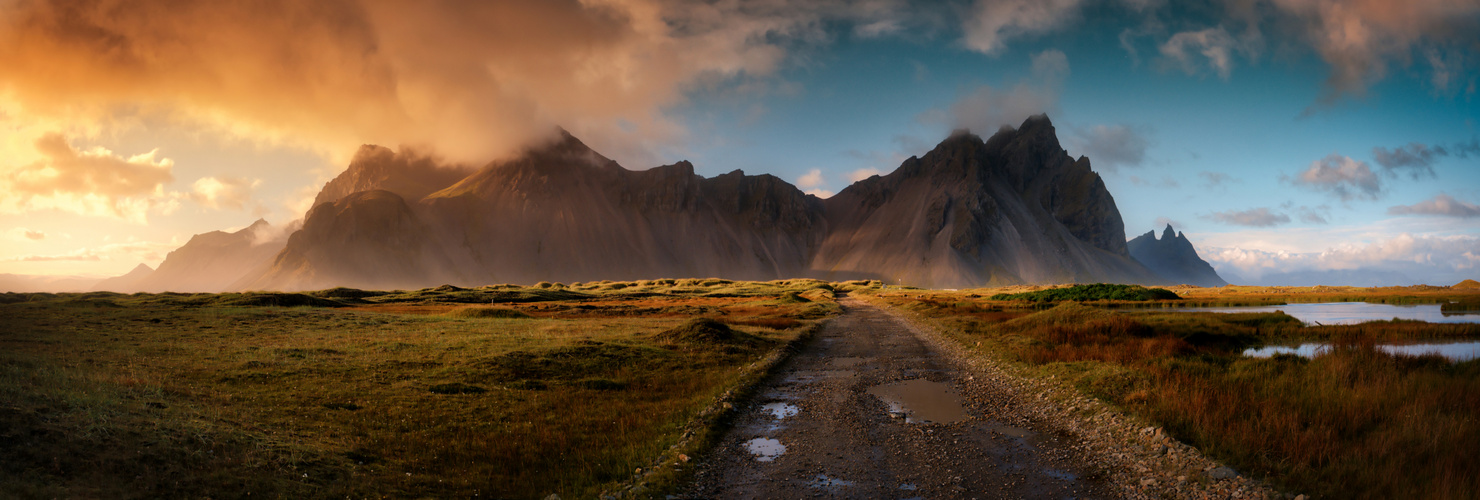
[865,295,1309,500]
[587,321,825,500]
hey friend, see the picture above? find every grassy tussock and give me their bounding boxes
[883,288,1480,500]
[443,306,532,319]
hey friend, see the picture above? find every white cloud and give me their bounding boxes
[962,0,1082,55]
[1067,123,1150,171]
[848,167,885,183]
[1199,171,1235,190]
[1371,142,1443,179]
[796,168,825,190]
[804,188,834,198]
[1203,233,1480,284]
[189,176,262,210]
[9,228,46,241]
[1205,207,1291,227]
[6,240,178,264]
[1265,0,1480,108]
[1289,154,1381,202]
[0,133,175,223]
[926,49,1068,133]
[1159,26,1241,79]
[1388,193,1480,218]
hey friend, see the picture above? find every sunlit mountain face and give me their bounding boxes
[0,0,1476,290]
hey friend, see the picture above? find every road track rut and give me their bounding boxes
[684,297,1115,499]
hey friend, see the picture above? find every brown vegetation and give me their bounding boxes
[883,287,1480,499]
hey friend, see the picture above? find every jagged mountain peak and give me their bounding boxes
[1128,226,1227,287]
[221,117,1165,291]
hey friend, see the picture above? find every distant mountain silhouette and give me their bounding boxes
[92,263,153,292]
[1127,225,1227,287]
[92,219,293,292]
[106,115,1173,291]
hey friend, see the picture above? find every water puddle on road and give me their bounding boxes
[762,402,799,420]
[867,378,968,424]
[745,438,786,462]
[805,474,854,488]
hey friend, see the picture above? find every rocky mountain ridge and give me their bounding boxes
[90,115,1216,292]
[1126,225,1228,287]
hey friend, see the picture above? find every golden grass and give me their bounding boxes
[0,280,845,499]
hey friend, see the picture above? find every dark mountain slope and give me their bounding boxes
[813,115,1158,288]
[1127,225,1228,287]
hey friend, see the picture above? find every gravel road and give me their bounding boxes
[682,296,1116,499]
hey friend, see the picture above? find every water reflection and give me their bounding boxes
[1182,302,1479,325]
[745,437,786,461]
[867,378,968,424]
[1244,341,1480,362]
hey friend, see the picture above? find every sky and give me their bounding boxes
[1,0,1477,286]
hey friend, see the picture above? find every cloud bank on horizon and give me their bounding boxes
[0,0,1476,286]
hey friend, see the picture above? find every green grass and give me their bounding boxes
[988,283,1181,302]
[884,289,1480,500]
[0,280,840,499]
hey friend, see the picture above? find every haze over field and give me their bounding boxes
[1,0,1477,289]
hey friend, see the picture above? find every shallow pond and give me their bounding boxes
[1244,341,1480,362]
[1181,302,1479,325]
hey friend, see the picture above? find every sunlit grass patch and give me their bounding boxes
[0,279,839,499]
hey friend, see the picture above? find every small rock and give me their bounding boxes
[1140,478,1157,487]
[1208,466,1238,480]
[1294,496,1307,500]
[543,495,561,500]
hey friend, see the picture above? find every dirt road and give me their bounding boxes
[683,297,1115,499]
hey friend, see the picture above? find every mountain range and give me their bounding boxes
[1127,225,1227,288]
[85,115,1227,292]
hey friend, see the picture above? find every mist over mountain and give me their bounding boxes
[1127,225,1227,287]
[91,220,295,293]
[231,115,1158,290]
[90,115,1195,292]
[312,145,472,207]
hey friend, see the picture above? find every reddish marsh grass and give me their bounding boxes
[882,291,1480,500]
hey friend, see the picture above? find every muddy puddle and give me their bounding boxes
[744,438,786,461]
[762,402,799,419]
[867,378,968,424]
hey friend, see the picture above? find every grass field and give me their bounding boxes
[882,284,1480,500]
[0,279,854,499]
[5,279,1478,499]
